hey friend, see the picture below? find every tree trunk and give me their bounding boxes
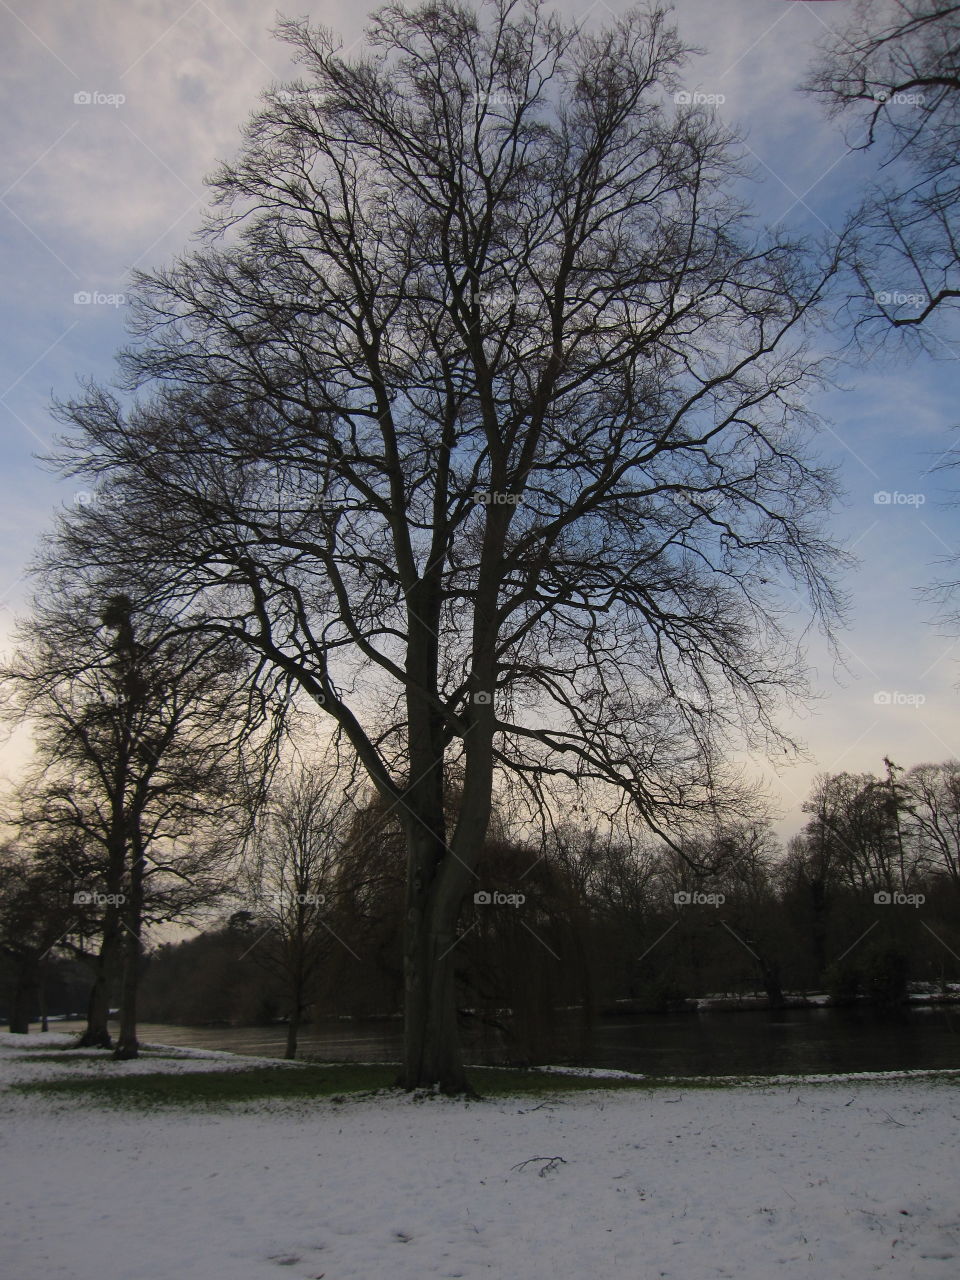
[39,963,49,1032]
[284,1007,301,1060]
[761,962,785,1010]
[9,967,35,1033]
[76,911,122,1049]
[114,843,145,1060]
[401,875,472,1095]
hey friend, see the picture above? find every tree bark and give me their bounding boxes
[400,824,473,1094]
[761,962,785,1010]
[76,907,122,1049]
[39,962,49,1032]
[9,966,36,1033]
[284,1007,301,1060]
[113,841,145,1060]
[401,907,468,1094]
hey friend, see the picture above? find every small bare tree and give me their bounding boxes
[244,763,354,1058]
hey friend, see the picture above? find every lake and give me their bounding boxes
[50,1004,960,1076]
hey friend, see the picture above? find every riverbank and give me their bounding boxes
[3,1032,959,1279]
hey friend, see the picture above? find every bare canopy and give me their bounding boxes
[50,0,844,1091]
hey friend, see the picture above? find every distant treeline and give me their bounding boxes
[132,759,960,1061]
[5,758,959,1064]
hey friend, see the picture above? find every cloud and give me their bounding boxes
[0,0,957,812]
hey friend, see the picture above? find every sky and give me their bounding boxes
[0,0,958,841]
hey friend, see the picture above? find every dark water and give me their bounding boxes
[51,1005,960,1077]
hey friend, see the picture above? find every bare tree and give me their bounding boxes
[901,759,960,882]
[244,763,354,1059]
[50,0,844,1091]
[0,841,78,1033]
[799,766,922,898]
[807,0,960,343]
[2,585,261,1056]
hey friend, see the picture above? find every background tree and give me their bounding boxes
[51,0,844,1092]
[243,763,354,1059]
[901,759,960,882]
[2,583,264,1056]
[807,0,960,342]
[0,840,78,1033]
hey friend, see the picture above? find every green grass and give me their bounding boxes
[12,1057,959,1109]
[16,1063,396,1106]
[11,1061,666,1107]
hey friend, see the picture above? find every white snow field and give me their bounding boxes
[2,1033,959,1279]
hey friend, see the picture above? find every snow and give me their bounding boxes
[2,1033,959,1279]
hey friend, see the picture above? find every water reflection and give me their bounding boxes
[49,1005,960,1076]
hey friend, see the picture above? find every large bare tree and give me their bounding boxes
[50,0,843,1092]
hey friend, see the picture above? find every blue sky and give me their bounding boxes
[1,0,958,838]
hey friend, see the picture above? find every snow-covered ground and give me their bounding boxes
[2,1033,959,1279]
